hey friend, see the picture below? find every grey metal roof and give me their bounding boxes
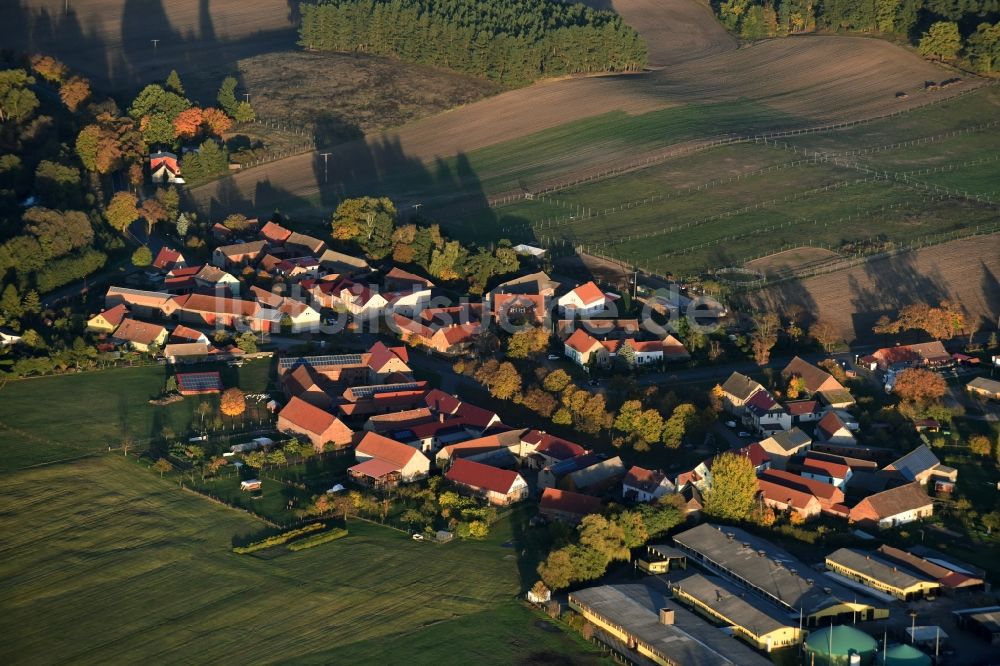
[764,427,812,452]
[886,444,940,481]
[826,548,934,590]
[672,523,864,615]
[668,571,793,637]
[569,584,772,666]
[721,372,763,401]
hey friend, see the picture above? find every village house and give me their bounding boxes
[335,281,389,320]
[967,376,1000,401]
[720,372,765,416]
[393,312,478,356]
[876,545,984,591]
[350,432,431,487]
[364,407,435,434]
[757,428,812,469]
[622,466,675,502]
[675,457,713,492]
[194,265,240,294]
[520,430,588,468]
[539,487,602,524]
[883,444,957,486]
[782,356,847,396]
[151,246,186,272]
[490,271,559,301]
[785,400,822,424]
[815,411,857,446]
[384,267,435,292]
[212,240,267,268]
[274,256,321,282]
[435,430,524,468]
[339,382,431,419]
[848,481,933,528]
[546,455,625,495]
[758,468,846,514]
[862,341,952,372]
[563,328,604,367]
[149,151,182,184]
[111,318,168,352]
[163,341,225,365]
[557,281,615,317]
[742,390,792,433]
[173,293,280,332]
[87,303,129,334]
[162,266,201,293]
[284,231,327,257]
[276,396,354,451]
[758,474,823,520]
[444,458,529,506]
[318,249,372,280]
[259,220,292,246]
[797,454,853,489]
[491,292,550,326]
[105,287,178,319]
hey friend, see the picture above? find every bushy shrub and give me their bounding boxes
[232,523,324,554]
[287,528,348,551]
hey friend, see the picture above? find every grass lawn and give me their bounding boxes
[0,455,608,665]
[0,359,274,472]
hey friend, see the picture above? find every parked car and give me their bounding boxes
[738,431,752,438]
[725,420,737,428]
[412,534,424,541]
[547,354,560,361]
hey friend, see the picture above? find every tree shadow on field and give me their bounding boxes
[978,262,1000,332]
[0,0,298,97]
[846,251,949,345]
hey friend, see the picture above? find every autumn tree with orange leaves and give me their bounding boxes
[873,301,966,340]
[201,107,232,136]
[893,368,946,405]
[59,76,90,112]
[220,387,246,417]
[30,54,66,83]
[173,107,204,139]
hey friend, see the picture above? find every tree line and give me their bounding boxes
[298,0,648,86]
[712,0,999,73]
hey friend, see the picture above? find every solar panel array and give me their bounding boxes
[176,372,223,391]
[278,354,363,369]
[349,382,421,400]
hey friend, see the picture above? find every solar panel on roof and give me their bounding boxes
[349,382,421,400]
[278,354,363,369]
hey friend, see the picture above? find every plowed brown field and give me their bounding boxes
[187,0,978,216]
[746,234,1000,344]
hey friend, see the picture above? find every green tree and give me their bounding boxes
[703,452,758,521]
[614,399,643,435]
[919,21,961,60]
[486,361,522,400]
[141,113,176,147]
[969,435,992,457]
[217,76,239,116]
[637,497,684,538]
[165,69,185,95]
[0,69,39,123]
[966,22,1000,73]
[542,369,571,393]
[552,408,572,425]
[152,458,173,477]
[233,101,255,123]
[616,510,648,548]
[131,246,153,267]
[661,403,698,448]
[0,284,21,319]
[235,332,258,353]
[105,192,139,233]
[506,327,549,359]
[579,514,629,562]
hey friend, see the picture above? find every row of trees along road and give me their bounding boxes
[298,0,648,86]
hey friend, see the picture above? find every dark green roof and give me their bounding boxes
[880,643,931,666]
[805,625,877,656]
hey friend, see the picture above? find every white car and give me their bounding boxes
[547,354,560,361]
[412,533,424,541]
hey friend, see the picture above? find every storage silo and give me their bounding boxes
[803,626,878,666]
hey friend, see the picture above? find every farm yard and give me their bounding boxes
[0,456,605,665]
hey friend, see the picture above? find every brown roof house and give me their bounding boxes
[883,444,957,486]
[277,396,354,451]
[111,318,168,352]
[350,432,430,487]
[539,487,602,524]
[815,411,857,446]
[212,240,267,268]
[444,459,529,506]
[848,482,933,529]
[781,356,846,396]
[87,303,129,334]
[757,428,812,469]
[622,466,675,503]
[720,372,765,416]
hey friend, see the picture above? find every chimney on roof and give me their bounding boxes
[658,608,675,626]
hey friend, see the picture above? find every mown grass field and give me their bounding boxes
[0,360,272,472]
[0,456,606,665]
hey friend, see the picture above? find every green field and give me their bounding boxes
[0,360,273,472]
[451,86,1000,276]
[0,455,606,665]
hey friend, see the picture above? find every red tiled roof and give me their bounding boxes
[540,487,602,517]
[570,281,605,306]
[152,247,183,270]
[745,390,778,411]
[759,469,843,503]
[785,400,819,416]
[384,266,434,288]
[279,396,341,436]
[445,458,521,495]
[817,411,848,439]
[425,389,461,415]
[734,442,770,467]
[853,482,932,519]
[801,455,850,480]
[355,432,421,468]
[94,304,128,327]
[623,466,667,492]
[565,328,601,354]
[453,402,497,430]
[758,477,819,511]
[527,431,588,460]
[169,324,207,343]
[178,294,259,317]
[260,220,292,244]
